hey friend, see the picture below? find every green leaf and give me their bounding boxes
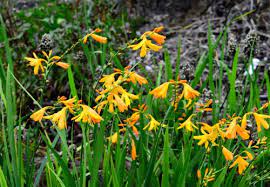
[161,128,170,187]
[41,134,76,187]
[227,48,239,113]
[67,62,78,98]
[191,53,207,87]
[47,165,66,187]
[164,49,173,80]
[0,167,8,187]
[213,168,227,186]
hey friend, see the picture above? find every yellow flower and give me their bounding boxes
[177,114,197,132]
[143,115,165,131]
[194,123,223,148]
[121,92,139,107]
[253,112,270,132]
[131,139,137,160]
[225,117,250,140]
[43,107,68,130]
[222,146,234,161]
[129,38,162,57]
[193,133,210,148]
[99,73,117,87]
[25,52,46,75]
[83,28,107,44]
[180,83,200,100]
[41,50,69,70]
[107,132,118,144]
[72,104,103,124]
[41,50,58,60]
[229,156,249,175]
[30,106,51,122]
[243,151,253,160]
[149,82,171,99]
[95,70,141,113]
[107,128,126,144]
[241,113,248,129]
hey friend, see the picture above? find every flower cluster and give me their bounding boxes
[25,28,107,77]
[197,168,216,187]
[190,103,270,175]
[30,96,103,129]
[25,50,69,75]
[94,66,147,113]
[129,26,166,57]
[222,146,253,174]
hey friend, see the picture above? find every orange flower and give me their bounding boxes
[83,28,107,44]
[229,156,249,175]
[243,151,253,160]
[113,94,128,112]
[144,26,166,45]
[222,146,234,161]
[148,32,166,45]
[197,169,202,179]
[131,139,137,160]
[90,33,107,44]
[200,168,216,186]
[55,62,69,69]
[58,96,76,113]
[149,82,170,98]
[180,83,200,100]
[125,112,140,126]
[126,72,148,85]
[129,26,165,57]
[196,99,212,112]
[225,117,250,140]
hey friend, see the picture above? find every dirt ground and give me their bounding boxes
[126,0,270,105]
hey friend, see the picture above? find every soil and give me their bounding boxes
[126,0,270,106]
